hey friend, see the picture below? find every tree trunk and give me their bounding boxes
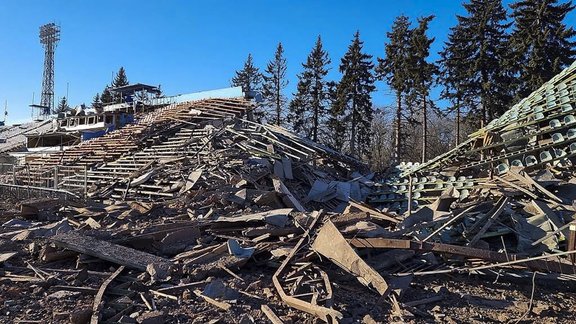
[394,92,402,163]
[481,70,488,128]
[480,98,486,129]
[456,97,461,146]
[421,96,427,163]
[313,99,318,142]
[351,97,357,157]
[275,79,281,126]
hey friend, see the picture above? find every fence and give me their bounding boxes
[0,182,81,201]
[9,164,88,199]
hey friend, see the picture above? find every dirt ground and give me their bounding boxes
[1,255,575,323]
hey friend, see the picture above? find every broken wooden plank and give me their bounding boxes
[493,176,538,199]
[214,208,292,227]
[404,295,444,307]
[194,289,231,311]
[90,265,125,324]
[508,169,563,203]
[219,265,243,281]
[312,220,390,296]
[348,200,400,223]
[467,197,509,246]
[0,252,17,263]
[140,292,154,311]
[52,231,172,272]
[181,169,203,193]
[350,238,576,274]
[84,217,101,230]
[130,170,155,187]
[261,304,284,324]
[156,280,208,294]
[272,211,343,322]
[150,289,179,302]
[422,205,476,242]
[531,200,565,232]
[273,178,306,212]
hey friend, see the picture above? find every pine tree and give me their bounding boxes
[332,31,376,159]
[406,16,438,163]
[53,96,71,114]
[446,0,512,126]
[262,43,288,125]
[112,67,129,88]
[439,23,472,145]
[509,0,576,98]
[376,15,412,162]
[287,36,332,142]
[327,81,347,151]
[100,86,113,105]
[231,54,263,94]
[92,93,102,112]
[112,67,129,103]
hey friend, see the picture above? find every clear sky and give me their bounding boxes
[0,1,574,124]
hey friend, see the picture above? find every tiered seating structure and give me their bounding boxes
[371,60,576,211]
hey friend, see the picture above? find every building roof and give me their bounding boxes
[0,120,54,154]
[110,83,161,95]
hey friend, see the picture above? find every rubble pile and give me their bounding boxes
[1,67,576,323]
[1,171,575,322]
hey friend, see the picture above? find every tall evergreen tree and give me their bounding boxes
[92,93,102,112]
[327,81,346,151]
[287,36,332,142]
[53,96,71,114]
[100,86,113,105]
[92,93,101,107]
[112,67,129,103]
[376,15,412,162]
[406,16,438,163]
[262,43,288,125]
[231,54,263,94]
[439,23,472,145]
[112,67,129,88]
[509,0,576,98]
[332,31,376,159]
[447,0,512,126]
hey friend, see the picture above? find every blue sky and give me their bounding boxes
[0,1,574,124]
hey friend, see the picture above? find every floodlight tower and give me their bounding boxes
[39,23,60,117]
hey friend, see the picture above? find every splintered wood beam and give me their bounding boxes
[272,211,343,322]
[194,289,231,311]
[349,238,576,274]
[312,221,390,296]
[467,197,510,246]
[348,200,400,223]
[261,304,284,324]
[52,231,172,271]
[273,178,306,212]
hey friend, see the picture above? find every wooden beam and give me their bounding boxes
[52,231,172,272]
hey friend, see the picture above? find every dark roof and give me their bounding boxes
[110,83,161,95]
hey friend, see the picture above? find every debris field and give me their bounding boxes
[1,66,576,323]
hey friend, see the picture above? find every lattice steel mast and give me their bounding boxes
[39,23,60,116]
